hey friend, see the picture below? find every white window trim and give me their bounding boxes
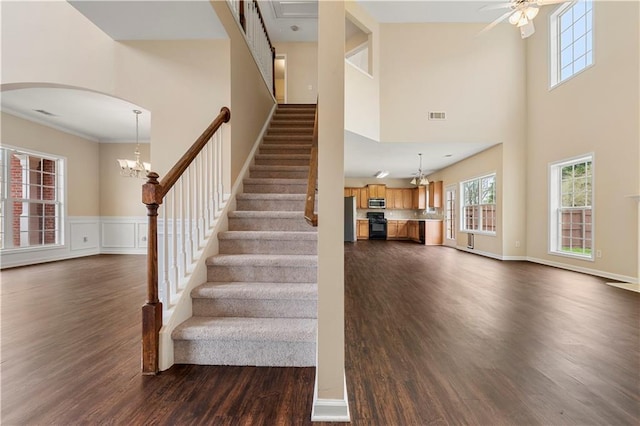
[548,153,595,261]
[0,145,67,252]
[549,0,595,90]
[459,172,497,236]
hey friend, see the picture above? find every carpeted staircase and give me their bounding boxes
[172,104,318,366]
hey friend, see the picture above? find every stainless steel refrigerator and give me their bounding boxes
[344,196,357,242]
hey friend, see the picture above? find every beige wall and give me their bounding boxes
[379,23,526,144]
[1,112,100,217]
[526,1,639,280]
[1,1,114,94]
[99,143,150,217]
[211,1,275,184]
[344,2,380,141]
[376,22,527,259]
[316,0,346,404]
[273,42,318,104]
[113,40,231,179]
[429,145,503,255]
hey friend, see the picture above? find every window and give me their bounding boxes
[0,147,64,250]
[445,186,456,241]
[550,0,594,87]
[460,174,496,234]
[549,154,593,259]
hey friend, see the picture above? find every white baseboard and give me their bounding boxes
[311,372,350,422]
[527,256,638,284]
[453,246,638,284]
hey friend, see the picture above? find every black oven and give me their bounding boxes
[367,212,387,240]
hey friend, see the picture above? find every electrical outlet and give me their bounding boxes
[596,250,602,258]
[307,85,313,91]
[515,240,521,248]
[83,236,88,243]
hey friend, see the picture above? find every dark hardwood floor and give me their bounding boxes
[1,244,638,425]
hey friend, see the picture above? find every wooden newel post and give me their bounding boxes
[142,172,163,375]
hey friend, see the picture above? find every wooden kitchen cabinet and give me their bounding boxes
[367,184,386,199]
[424,220,443,245]
[428,181,443,208]
[408,221,420,241]
[402,189,413,209]
[357,220,369,239]
[387,221,398,238]
[358,188,369,209]
[412,186,427,209]
[397,220,408,238]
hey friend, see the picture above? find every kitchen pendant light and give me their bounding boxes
[410,153,429,186]
[117,109,151,179]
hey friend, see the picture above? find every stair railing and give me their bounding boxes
[227,0,276,95]
[304,104,318,227]
[141,107,231,374]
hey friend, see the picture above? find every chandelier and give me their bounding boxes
[410,153,429,186]
[117,109,151,179]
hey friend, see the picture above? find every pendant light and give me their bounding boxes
[117,109,151,179]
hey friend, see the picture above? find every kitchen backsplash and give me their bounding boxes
[356,208,443,220]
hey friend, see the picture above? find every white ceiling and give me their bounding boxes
[2,0,511,176]
[344,131,495,179]
[2,88,150,142]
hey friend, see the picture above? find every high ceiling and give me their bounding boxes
[2,0,510,177]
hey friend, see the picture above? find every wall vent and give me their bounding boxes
[467,233,474,249]
[429,111,446,120]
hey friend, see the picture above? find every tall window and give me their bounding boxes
[460,174,496,234]
[445,186,456,241]
[0,147,64,250]
[549,154,593,259]
[550,0,594,87]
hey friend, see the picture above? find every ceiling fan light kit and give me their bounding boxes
[482,0,563,39]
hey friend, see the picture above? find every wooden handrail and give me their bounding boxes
[141,106,231,375]
[304,104,318,227]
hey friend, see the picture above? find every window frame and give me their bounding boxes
[548,153,595,261]
[549,0,595,89]
[459,173,497,236]
[0,145,66,252]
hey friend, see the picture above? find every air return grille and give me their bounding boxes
[429,111,446,120]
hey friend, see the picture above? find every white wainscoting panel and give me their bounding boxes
[70,220,99,251]
[100,217,147,254]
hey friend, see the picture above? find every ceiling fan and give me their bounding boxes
[480,0,567,39]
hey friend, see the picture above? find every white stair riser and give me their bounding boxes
[174,340,315,366]
[192,298,317,318]
[228,217,311,231]
[207,264,317,283]
[219,238,318,255]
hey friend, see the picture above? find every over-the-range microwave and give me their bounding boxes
[368,198,386,209]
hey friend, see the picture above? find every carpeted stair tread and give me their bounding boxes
[243,177,308,185]
[192,282,317,300]
[236,193,307,201]
[219,231,317,241]
[173,317,316,342]
[206,254,317,267]
[228,210,306,219]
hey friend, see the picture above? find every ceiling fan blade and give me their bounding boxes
[478,10,514,36]
[479,2,513,12]
[536,0,567,5]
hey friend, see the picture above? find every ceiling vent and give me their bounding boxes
[429,111,446,120]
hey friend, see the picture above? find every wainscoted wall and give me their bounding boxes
[1,216,147,269]
[99,217,147,255]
